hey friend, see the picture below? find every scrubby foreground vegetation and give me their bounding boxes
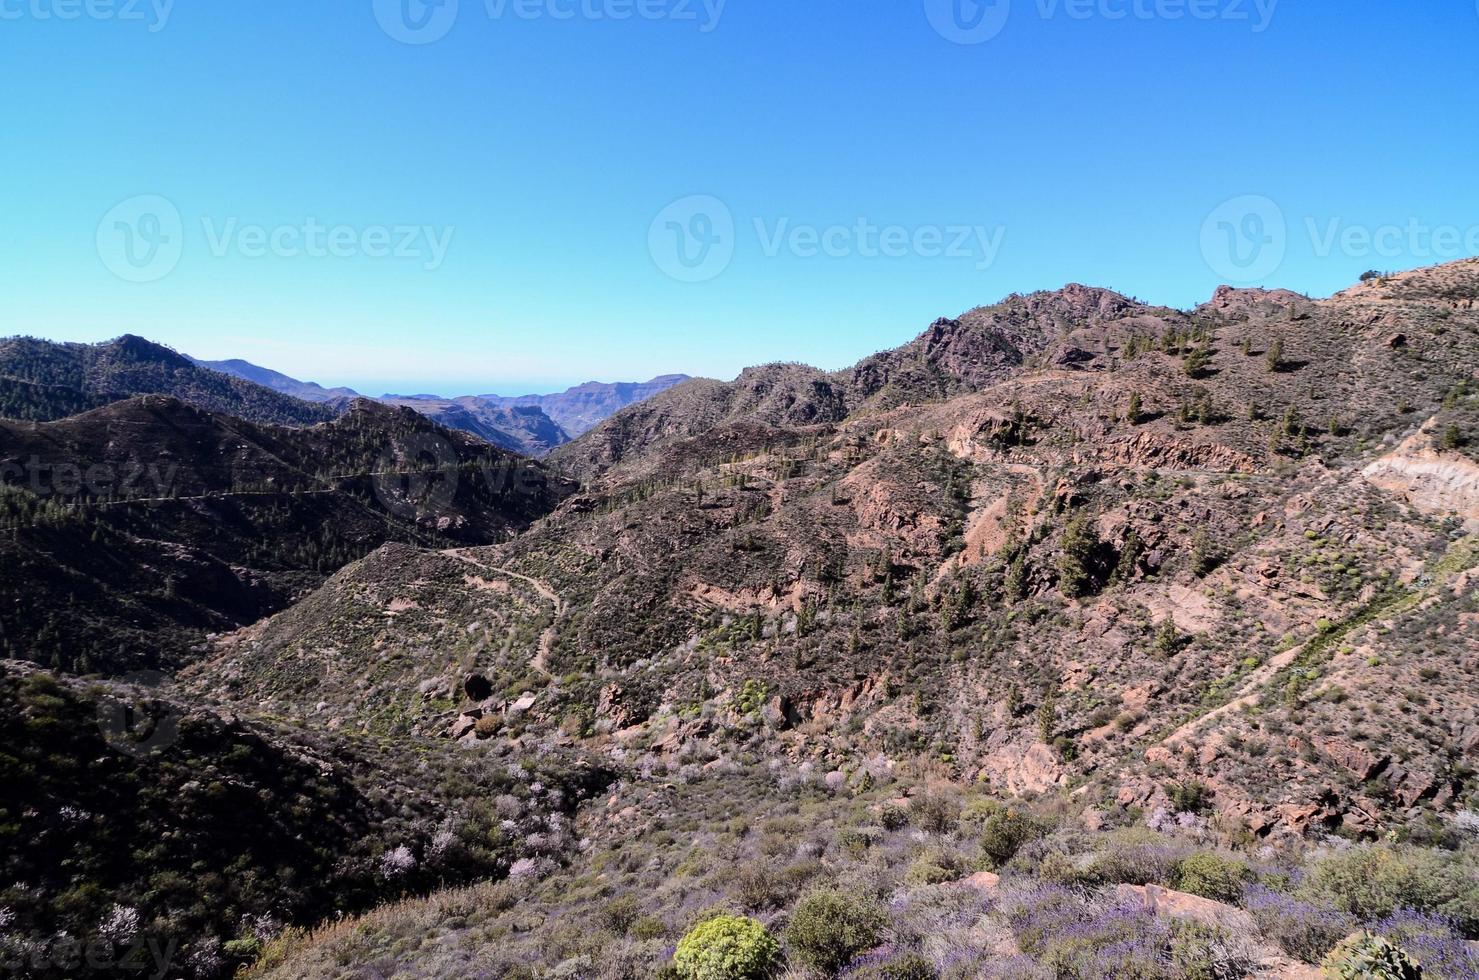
[242,772,1478,979]
[0,662,614,978]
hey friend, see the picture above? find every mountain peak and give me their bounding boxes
[108,334,194,369]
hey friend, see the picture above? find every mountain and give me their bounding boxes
[0,396,575,675]
[377,396,571,457]
[546,286,1188,480]
[8,262,1479,980]
[199,261,1478,977]
[190,356,361,403]
[477,374,692,437]
[0,335,337,426]
[200,357,688,454]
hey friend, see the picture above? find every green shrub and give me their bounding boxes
[848,951,938,979]
[1166,780,1212,815]
[673,914,780,980]
[631,915,669,941]
[602,895,644,935]
[1300,845,1479,936]
[1089,828,1183,886]
[1320,932,1422,980]
[1168,921,1243,980]
[733,863,786,911]
[879,803,909,831]
[223,937,262,961]
[1175,853,1252,903]
[1037,850,1099,889]
[905,848,966,886]
[786,888,886,975]
[980,808,1044,868]
[958,798,1003,834]
[911,794,960,834]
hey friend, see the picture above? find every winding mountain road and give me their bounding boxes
[440,548,564,679]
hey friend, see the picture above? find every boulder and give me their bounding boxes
[1113,884,1256,935]
[1313,735,1388,781]
[959,870,1001,895]
[1255,955,1323,979]
[597,683,642,728]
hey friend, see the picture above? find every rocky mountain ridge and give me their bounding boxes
[193,355,692,454]
[0,334,338,426]
[207,260,1479,837]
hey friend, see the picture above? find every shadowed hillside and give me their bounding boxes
[0,335,337,426]
[0,397,575,674]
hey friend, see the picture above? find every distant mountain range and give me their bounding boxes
[195,355,691,455]
[191,357,361,403]
[374,396,572,457]
[0,335,687,458]
[470,375,693,436]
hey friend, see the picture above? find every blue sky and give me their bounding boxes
[2,1,1476,396]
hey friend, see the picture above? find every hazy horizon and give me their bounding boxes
[3,254,1443,399]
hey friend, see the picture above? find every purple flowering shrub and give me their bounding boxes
[1243,884,1354,964]
[1368,910,1479,980]
[996,884,1246,980]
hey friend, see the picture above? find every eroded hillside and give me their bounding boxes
[202,261,1479,837]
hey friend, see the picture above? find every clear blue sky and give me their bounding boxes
[2,1,1475,396]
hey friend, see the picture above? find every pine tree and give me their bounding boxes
[1004,555,1028,602]
[1058,510,1102,599]
[1154,618,1183,657]
[1184,345,1211,378]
